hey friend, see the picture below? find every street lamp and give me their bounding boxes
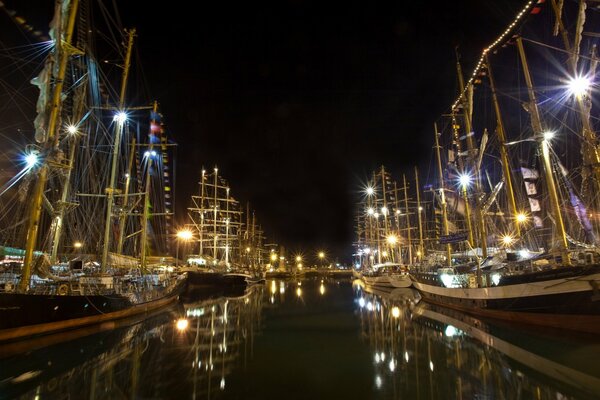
[176,229,193,268]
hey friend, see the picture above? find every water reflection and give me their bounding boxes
[0,285,264,400]
[354,280,600,399]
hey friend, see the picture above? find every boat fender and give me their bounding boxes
[57,284,69,296]
[4,281,15,292]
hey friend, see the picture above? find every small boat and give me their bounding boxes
[362,262,411,289]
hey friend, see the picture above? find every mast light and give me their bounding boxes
[458,173,472,188]
[567,75,591,98]
[113,111,127,123]
[25,152,39,168]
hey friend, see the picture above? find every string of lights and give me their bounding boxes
[451,0,538,112]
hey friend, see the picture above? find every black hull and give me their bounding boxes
[0,279,185,341]
[411,266,600,333]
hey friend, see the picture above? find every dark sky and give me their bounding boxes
[2,0,526,261]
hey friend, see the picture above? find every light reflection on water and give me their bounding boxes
[353,279,600,399]
[1,278,599,399]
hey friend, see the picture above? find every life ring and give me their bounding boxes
[4,281,14,292]
[57,284,69,296]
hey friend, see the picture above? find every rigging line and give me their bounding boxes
[521,37,599,64]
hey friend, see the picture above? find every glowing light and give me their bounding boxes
[151,150,157,157]
[416,251,422,257]
[389,359,396,372]
[381,206,388,216]
[358,297,366,308]
[319,283,325,295]
[177,230,193,240]
[386,234,398,245]
[176,318,189,331]
[270,253,278,262]
[220,378,225,390]
[374,353,380,363]
[295,255,302,262]
[391,306,400,318]
[404,351,409,362]
[67,125,78,134]
[459,173,472,188]
[445,325,458,337]
[516,213,527,223]
[270,280,277,294]
[296,287,302,297]
[73,241,83,249]
[519,249,531,259]
[246,247,251,253]
[366,301,374,311]
[543,131,555,141]
[318,251,325,259]
[113,112,127,123]
[144,151,150,157]
[429,361,434,372]
[363,247,371,255]
[25,152,38,168]
[440,273,455,288]
[367,207,374,215]
[365,186,374,196]
[568,75,591,97]
[373,212,379,219]
[501,235,514,246]
[381,251,388,257]
[375,375,382,389]
[491,273,501,286]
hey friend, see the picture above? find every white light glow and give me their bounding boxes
[491,273,501,286]
[391,306,400,318]
[25,153,38,168]
[445,325,458,337]
[365,186,374,196]
[543,131,555,141]
[358,298,366,308]
[67,125,78,134]
[367,207,374,215]
[459,173,472,188]
[568,75,591,97]
[114,112,127,123]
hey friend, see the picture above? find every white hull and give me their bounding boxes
[388,274,412,288]
[362,275,394,288]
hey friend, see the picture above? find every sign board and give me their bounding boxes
[439,232,468,244]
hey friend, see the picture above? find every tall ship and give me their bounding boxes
[184,167,267,285]
[356,1,600,333]
[0,0,185,342]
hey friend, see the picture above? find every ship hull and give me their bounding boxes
[411,266,600,333]
[362,275,394,289]
[0,279,185,342]
[187,271,249,287]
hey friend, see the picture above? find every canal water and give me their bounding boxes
[1,277,600,399]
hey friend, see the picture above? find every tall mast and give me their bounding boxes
[434,123,452,267]
[116,138,136,255]
[140,101,159,271]
[516,37,570,265]
[20,0,80,291]
[457,58,487,259]
[213,167,218,260]
[225,187,230,267]
[452,117,475,249]
[200,168,205,256]
[403,174,412,264]
[414,166,425,260]
[486,55,520,237]
[101,28,136,271]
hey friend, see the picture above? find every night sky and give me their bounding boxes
[2,0,526,261]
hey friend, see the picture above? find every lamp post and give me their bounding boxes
[176,229,193,268]
[318,251,325,268]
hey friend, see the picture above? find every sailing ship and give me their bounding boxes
[355,166,422,289]
[356,1,600,333]
[0,0,185,342]
[184,167,267,286]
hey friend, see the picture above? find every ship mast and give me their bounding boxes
[414,166,425,260]
[140,101,159,271]
[457,58,487,259]
[402,174,412,264]
[20,0,80,291]
[101,28,136,271]
[485,55,520,237]
[434,123,452,267]
[516,37,570,265]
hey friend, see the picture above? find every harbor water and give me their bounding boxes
[1,278,599,399]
